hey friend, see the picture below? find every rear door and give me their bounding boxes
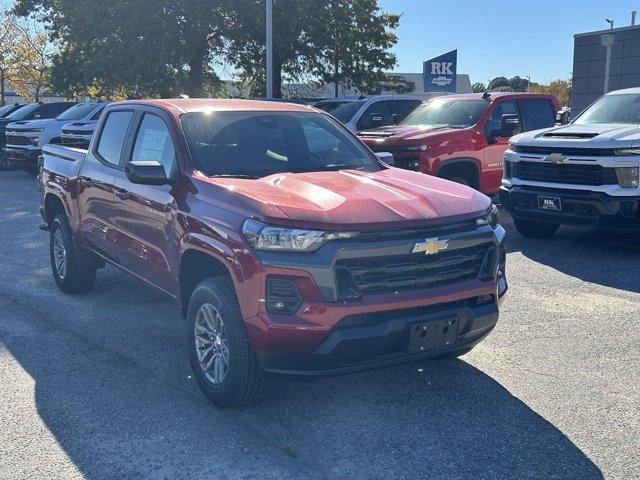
[112,108,180,295]
[76,109,135,261]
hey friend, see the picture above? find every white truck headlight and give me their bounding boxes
[242,219,358,252]
[615,166,640,188]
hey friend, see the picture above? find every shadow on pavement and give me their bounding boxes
[500,209,640,293]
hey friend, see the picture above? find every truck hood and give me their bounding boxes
[512,123,640,149]
[358,124,457,143]
[5,119,64,131]
[199,168,490,230]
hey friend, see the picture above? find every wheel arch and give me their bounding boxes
[435,157,481,190]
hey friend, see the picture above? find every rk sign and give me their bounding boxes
[423,50,457,93]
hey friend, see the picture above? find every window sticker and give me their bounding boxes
[138,128,168,160]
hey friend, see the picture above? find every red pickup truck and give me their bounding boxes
[38,99,507,406]
[358,92,560,195]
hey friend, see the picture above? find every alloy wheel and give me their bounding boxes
[194,303,230,385]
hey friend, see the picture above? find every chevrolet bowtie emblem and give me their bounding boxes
[544,153,566,164]
[412,237,449,255]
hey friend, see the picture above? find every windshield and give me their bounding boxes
[327,100,365,123]
[181,111,381,178]
[574,93,640,125]
[56,102,99,120]
[5,103,39,120]
[0,104,19,117]
[400,98,488,128]
[315,100,349,112]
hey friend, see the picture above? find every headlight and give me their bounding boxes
[615,148,640,155]
[404,144,428,152]
[615,166,640,188]
[476,204,499,228]
[508,142,519,153]
[242,219,358,252]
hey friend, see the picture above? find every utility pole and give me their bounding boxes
[265,0,273,99]
[525,76,531,92]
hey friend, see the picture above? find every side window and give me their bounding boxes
[389,100,422,123]
[486,100,520,136]
[518,99,556,131]
[90,105,107,121]
[131,114,176,178]
[96,111,134,166]
[356,101,392,130]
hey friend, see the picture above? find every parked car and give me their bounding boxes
[314,95,424,132]
[0,101,75,170]
[377,74,416,94]
[358,93,560,196]
[501,87,640,237]
[0,103,24,118]
[4,101,107,174]
[61,102,111,148]
[39,98,507,407]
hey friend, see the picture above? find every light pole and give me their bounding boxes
[525,76,531,92]
[601,34,614,93]
[606,18,614,29]
[266,0,273,99]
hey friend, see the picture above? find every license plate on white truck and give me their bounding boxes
[537,196,561,211]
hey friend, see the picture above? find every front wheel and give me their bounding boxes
[50,214,97,293]
[513,218,559,238]
[188,277,266,407]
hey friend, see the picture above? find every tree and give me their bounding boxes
[0,12,21,105]
[488,76,509,90]
[11,20,51,101]
[311,0,399,97]
[531,79,572,106]
[472,81,487,93]
[508,76,529,92]
[13,0,225,98]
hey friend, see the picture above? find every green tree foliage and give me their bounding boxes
[309,0,399,97]
[531,79,572,106]
[472,81,487,93]
[488,76,509,90]
[13,0,224,98]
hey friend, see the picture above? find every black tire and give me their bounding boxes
[50,214,97,294]
[187,277,267,407]
[431,346,474,360]
[442,175,469,187]
[513,218,559,238]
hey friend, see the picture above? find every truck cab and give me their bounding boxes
[501,87,640,237]
[358,93,560,196]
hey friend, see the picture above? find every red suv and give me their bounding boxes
[358,93,560,195]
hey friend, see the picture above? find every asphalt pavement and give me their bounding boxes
[0,169,638,479]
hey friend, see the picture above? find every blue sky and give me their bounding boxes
[379,0,640,84]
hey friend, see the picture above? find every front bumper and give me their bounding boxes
[2,146,40,167]
[500,185,640,227]
[256,296,501,377]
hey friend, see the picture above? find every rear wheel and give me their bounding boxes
[49,214,97,293]
[187,277,266,407]
[513,218,559,238]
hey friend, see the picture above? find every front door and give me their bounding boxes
[76,110,135,261]
[112,111,180,296]
[483,99,520,189]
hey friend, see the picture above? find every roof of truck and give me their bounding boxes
[111,98,316,114]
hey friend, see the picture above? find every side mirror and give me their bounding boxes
[369,113,385,127]
[375,152,394,166]
[125,160,171,185]
[499,114,520,138]
[556,110,570,125]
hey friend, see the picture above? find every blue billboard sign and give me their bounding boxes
[423,50,457,93]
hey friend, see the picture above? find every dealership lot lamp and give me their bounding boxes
[601,34,614,94]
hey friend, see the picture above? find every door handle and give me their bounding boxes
[114,187,130,200]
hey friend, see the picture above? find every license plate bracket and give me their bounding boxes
[537,195,562,211]
[407,317,458,354]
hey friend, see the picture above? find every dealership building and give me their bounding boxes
[572,23,640,113]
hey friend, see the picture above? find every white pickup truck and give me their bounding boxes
[501,87,640,237]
